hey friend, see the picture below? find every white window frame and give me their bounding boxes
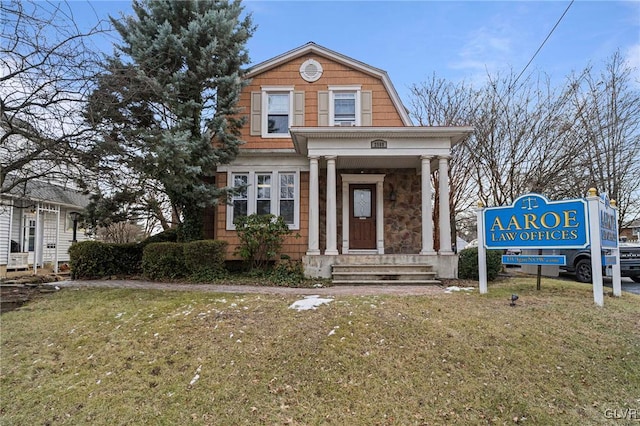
[227,169,300,230]
[261,86,294,138]
[328,85,361,126]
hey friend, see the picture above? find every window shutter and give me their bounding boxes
[361,90,372,126]
[250,91,261,136]
[293,91,305,127]
[318,91,329,126]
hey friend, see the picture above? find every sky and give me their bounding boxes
[61,0,640,104]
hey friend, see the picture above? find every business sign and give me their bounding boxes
[484,193,589,250]
[477,190,621,306]
[598,193,618,249]
[502,255,566,266]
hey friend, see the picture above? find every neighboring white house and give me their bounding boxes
[0,179,90,277]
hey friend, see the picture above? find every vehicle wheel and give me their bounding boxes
[631,276,640,283]
[575,259,592,283]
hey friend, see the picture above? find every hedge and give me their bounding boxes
[458,246,503,281]
[69,241,115,279]
[142,242,186,281]
[69,241,144,279]
[183,240,228,281]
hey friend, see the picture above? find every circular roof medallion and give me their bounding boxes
[300,59,323,82]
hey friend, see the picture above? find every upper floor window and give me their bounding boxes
[334,92,356,126]
[261,86,294,138]
[329,85,361,126]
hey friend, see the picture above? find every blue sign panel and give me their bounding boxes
[484,193,589,250]
[502,255,567,265]
[599,193,618,249]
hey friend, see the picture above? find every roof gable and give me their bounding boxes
[247,42,412,126]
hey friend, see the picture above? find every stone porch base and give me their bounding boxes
[303,253,458,280]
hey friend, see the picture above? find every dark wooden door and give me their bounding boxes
[349,184,376,249]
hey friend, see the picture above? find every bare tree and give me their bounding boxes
[1,0,106,194]
[96,222,146,243]
[409,75,479,247]
[466,70,582,207]
[567,51,640,227]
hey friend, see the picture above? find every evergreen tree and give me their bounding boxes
[86,0,254,241]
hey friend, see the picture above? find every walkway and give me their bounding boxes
[56,279,454,296]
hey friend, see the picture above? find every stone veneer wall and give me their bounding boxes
[382,169,423,254]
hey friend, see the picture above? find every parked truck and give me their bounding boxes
[557,243,640,283]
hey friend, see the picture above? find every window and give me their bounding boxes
[267,93,289,134]
[228,171,299,229]
[256,174,272,215]
[261,86,294,137]
[329,85,361,126]
[232,174,248,224]
[334,92,356,125]
[279,173,295,225]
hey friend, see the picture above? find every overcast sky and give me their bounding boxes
[73,0,640,103]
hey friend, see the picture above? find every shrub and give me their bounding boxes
[142,228,178,246]
[69,241,115,279]
[142,242,186,280]
[234,214,291,270]
[111,243,144,275]
[183,240,228,282]
[458,246,503,281]
[269,257,305,287]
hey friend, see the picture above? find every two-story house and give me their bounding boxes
[214,42,473,281]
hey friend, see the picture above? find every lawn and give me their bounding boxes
[1,278,638,425]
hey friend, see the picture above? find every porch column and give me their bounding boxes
[438,156,453,254]
[307,156,320,255]
[325,156,339,255]
[420,155,436,255]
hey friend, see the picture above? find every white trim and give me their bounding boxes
[300,59,323,82]
[261,86,295,138]
[341,174,385,254]
[328,85,361,127]
[226,169,301,231]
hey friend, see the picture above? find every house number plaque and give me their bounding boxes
[371,139,387,149]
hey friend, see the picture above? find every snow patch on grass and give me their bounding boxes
[289,295,334,311]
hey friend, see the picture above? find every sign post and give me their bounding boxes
[476,201,488,294]
[587,191,604,306]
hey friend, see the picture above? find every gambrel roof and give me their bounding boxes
[246,42,413,126]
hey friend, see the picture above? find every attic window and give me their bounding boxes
[300,59,323,82]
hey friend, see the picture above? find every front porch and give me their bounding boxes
[291,126,472,281]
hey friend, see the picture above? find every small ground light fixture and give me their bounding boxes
[510,294,519,306]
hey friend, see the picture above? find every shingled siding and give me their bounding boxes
[238,53,406,151]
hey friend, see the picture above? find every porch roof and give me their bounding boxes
[290,126,474,169]
[2,179,90,209]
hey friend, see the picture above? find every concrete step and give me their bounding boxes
[332,279,441,286]
[332,264,435,273]
[332,271,438,281]
[331,263,440,285]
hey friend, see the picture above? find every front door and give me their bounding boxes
[349,184,376,249]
